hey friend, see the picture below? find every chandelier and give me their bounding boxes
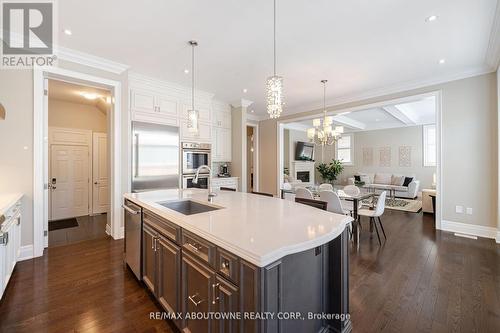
[307,80,344,146]
[187,40,199,133]
[266,0,283,119]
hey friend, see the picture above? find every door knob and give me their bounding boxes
[94,181,99,185]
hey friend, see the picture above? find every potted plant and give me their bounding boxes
[316,159,344,185]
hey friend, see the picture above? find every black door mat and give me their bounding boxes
[49,218,79,231]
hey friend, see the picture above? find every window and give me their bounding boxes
[336,134,353,165]
[423,124,436,166]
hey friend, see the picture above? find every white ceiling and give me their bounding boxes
[285,96,436,132]
[58,0,498,116]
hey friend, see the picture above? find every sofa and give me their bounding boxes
[347,173,420,199]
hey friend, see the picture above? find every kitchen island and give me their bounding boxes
[124,189,352,333]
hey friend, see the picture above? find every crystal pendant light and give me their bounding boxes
[187,40,199,133]
[307,80,344,146]
[266,0,283,119]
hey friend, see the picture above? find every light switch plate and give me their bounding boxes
[455,205,463,214]
[466,208,473,215]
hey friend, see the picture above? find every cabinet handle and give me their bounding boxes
[212,283,220,304]
[188,293,204,307]
[186,242,200,252]
[152,237,156,251]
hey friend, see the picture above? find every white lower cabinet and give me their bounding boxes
[212,127,231,162]
[0,198,21,300]
[211,177,238,191]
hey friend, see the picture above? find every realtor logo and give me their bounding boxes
[1,0,57,67]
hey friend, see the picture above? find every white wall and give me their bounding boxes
[322,126,435,189]
[283,129,309,173]
[49,99,108,132]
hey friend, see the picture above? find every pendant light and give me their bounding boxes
[266,0,283,119]
[187,40,199,133]
[307,80,344,146]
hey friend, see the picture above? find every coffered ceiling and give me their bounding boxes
[57,0,499,116]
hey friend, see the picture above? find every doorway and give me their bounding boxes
[47,79,111,247]
[246,123,259,192]
[33,67,123,257]
[277,91,442,228]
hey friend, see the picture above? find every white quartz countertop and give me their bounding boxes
[124,189,352,267]
[0,193,23,217]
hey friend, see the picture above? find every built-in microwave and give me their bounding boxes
[182,174,209,189]
[182,142,211,174]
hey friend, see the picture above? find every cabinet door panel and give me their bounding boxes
[156,95,178,117]
[142,226,156,293]
[157,235,181,326]
[214,275,239,333]
[181,120,212,143]
[182,253,214,333]
[131,89,156,113]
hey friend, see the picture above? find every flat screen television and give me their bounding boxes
[295,141,314,161]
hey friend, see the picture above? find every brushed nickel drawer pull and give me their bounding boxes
[212,283,220,304]
[188,293,204,306]
[187,243,200,252]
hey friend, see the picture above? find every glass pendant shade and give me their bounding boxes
[266,75,283,119]
[313,118,321,127]
[335,126,344,134]
[307,128,316,139]
[324,116,333,125]
[187,109,199,133]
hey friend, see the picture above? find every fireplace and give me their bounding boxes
[290,161,315,186]
[296,171,310,183]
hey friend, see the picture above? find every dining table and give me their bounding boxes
[281,186,375,247]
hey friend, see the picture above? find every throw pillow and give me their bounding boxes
[354,175,361,181]
[403,177,414,187]
[391,175,405,186]
[360,175,371,184]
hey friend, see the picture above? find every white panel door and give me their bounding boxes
[50,145,89,220]
[92,133,109,214]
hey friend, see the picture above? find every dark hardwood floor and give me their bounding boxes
[48,214,108,247]
[0,210,498,332]
[350,210,500,332]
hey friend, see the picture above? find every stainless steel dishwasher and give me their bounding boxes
[123,200,142,280]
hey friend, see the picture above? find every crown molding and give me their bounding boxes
[486,1,500,70]
[246,113,267,122]
[129,71,215,100]
[56,46,129,75]
[282,65,494,117]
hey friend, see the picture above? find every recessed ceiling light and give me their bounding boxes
[425,15,438,22]
[439,59,446,64]
[243,88,248,93]
[63,29,72,35]
[80,92,99,100]
[184,69,189,74]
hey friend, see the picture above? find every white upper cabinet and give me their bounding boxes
[131,89,156,113]
[181,120,212,143]
[129,74,233,150]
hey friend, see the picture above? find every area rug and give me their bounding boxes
[49,218,79,231]
[362,197,422,213]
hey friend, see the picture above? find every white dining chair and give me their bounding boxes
[319,190,349,215]
[295,187,314,200]
[318,183,333,191]
[357,191,387,245]
[342,185,362,213]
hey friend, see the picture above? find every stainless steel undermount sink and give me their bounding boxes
[157,200,221,215]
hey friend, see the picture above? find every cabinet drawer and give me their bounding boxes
[182,230,215,267]
[216,247,239,283]
[143,210,181,244]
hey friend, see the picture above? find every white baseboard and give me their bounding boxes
[105,223,111,236]
[441,220,498,240]
[115,226,124,240]
[18,245,34,261]
[496,231,500,244]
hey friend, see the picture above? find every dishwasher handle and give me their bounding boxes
[122,204,140,215]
